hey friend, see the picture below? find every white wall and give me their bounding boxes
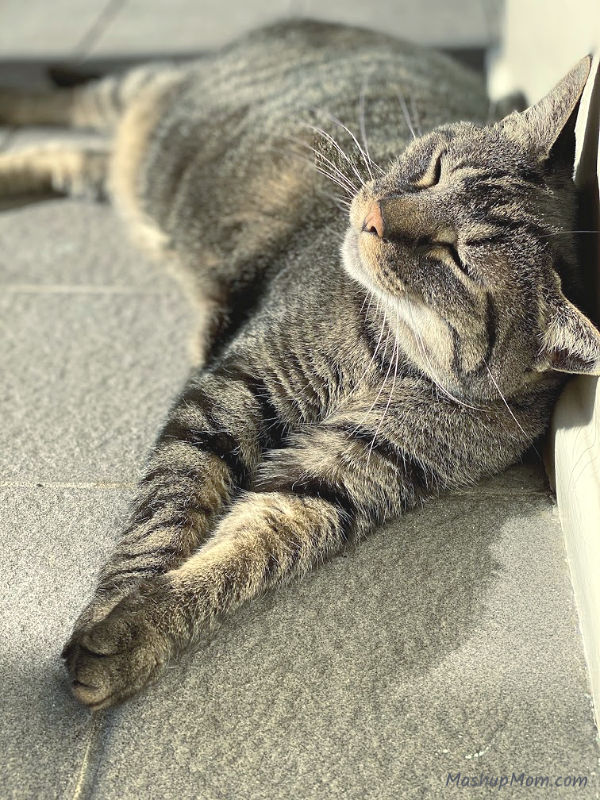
[488,0,599,102]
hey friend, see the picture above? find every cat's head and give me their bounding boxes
[341,56,600,400]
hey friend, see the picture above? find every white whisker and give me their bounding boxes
[345,299,388,403]
[350,319,398,434]
[302,123,366,188]
[285,136,359,195]
[358,76,372,173]
[397,90,416,140]
[367,333,400,466]
[409,94,423,137]
[357,77,386,178]
[315,167,357,196]
[315,108,374,181]
[482,360,539,459]
[323,193,351,211]
[540,229,600,237]
[297,143,359,194]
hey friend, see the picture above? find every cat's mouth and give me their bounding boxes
[341,225,407,300]
[340,227,367,284]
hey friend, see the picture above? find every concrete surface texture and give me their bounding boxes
[1,2,599,799]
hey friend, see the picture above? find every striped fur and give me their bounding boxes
[2,21,598,708]
[0,141,110,198]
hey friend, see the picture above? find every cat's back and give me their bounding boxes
[176,19,488,132]
[135,20,489,253]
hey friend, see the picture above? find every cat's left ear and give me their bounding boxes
[535,291,600,376]
[499,56,591,169]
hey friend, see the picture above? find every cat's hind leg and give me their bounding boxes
[0,66,183,201]
[0,64,181,132]
[0,141,111,199]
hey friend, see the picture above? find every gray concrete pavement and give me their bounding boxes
[1,0,501,59]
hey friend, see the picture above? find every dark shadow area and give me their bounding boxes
[0,47,485,91]
[575,61,600,326]
[0,192,58,211]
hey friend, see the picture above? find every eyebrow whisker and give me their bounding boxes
[312,107,375,181]
[397,90,417,140]
[409,94,423,137]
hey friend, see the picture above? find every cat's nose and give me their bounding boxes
[362,200,384,238]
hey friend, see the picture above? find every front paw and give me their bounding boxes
[62,580,174,710]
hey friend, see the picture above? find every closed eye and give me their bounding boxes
[414,150,444,189]
[426,242,472,278]
[431,152,442,185]
[443,242,464,270]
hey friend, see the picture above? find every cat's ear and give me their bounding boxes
[499,56,591,169]
[535,291,600,375]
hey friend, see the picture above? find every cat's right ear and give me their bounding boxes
[535,290,600,376]
[497,56,591,171]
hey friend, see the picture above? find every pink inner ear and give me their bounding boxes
[547,339,600,376]
[539,283,600,376]
[550,347,571,366]
[548,347,587,373]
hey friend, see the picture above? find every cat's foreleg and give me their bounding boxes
[63,401,434,709]
[0,85,81,128]
[62,364,276,705]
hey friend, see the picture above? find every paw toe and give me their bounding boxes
[62,590,169,709]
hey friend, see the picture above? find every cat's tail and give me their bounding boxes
[0,63,181,132]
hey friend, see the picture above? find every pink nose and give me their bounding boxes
[362,201,384,238]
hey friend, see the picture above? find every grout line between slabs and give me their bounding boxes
[11,4,142,798]
[452,488,551,498]
[60,13,132,795]
[0,480,549,498]
[0,481,138,489]
[72,0,129,62]
[67,710,108,800]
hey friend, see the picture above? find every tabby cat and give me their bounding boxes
[1,21,598,711]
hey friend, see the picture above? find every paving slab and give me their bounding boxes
[0,198,164,288]
[0,485,128,800]
[88,486,597,800]
[0,0,108,59]
[0,0,501,61]
[88,0,501,57]
[0,200,193,487]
